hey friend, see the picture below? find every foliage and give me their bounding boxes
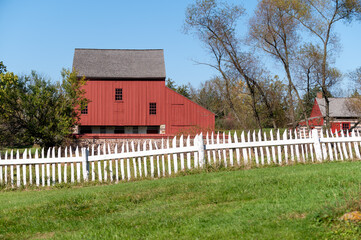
[0,61,6,74]
[1,161,361,238]
[166,78,191,99]
[0,69,87,147]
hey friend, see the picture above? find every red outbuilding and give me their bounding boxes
[73,49,215,138]
[298,92,360,133]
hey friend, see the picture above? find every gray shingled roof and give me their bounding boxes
[316,98,359,117]
[72,49,166,79]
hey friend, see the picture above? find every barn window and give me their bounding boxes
[342,123,350,132]
[100,127,106,134]
[132,126,138,134]
[149,103,156,115]
[115,88,123,101]
[81,105,88,114]
[114,126,125,134]
[80,126,92,134]
[147,126,160,134]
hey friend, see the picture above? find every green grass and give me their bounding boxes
[1,161,361,239]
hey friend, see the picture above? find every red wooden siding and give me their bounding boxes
[79,79,215,135]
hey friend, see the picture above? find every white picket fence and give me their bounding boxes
[1,129,361,188]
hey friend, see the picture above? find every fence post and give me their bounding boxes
[312,129,322,162]
[82,147,89,181]
[197,133,205,167]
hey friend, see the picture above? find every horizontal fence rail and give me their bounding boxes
[1,129,361,188]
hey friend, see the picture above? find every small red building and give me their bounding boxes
[73,49,215,137]
[299,93,360,133]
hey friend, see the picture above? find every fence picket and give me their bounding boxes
[167,139,171,175]
[194,134,199,168]
[206,132,211,164]
[234,132,240,166]
[97,145,102,182]
[180,135,184,170]
[211,132,216,164]
[258,131,264,165]
[253,131,259,166]
[247,131,252,164]
[353,130,361,159]
[75,147,80,182]
[4,152,7,185]
[142,142,147,177]
[282,131,288,164]
[228,132,234,166]
[302,129,309,162]
[108,144,113,182]
[154,142,160,178]
[149,141,154,178]
[46,148,50,186]
[103,144,107,181]
[131,141,137,179]
[270,130,276,164]
[161,139,166,176]
[335,131,344,160]
[173,136,178,173]
[241,131,248,165]
[137,143,142,177]
[217,132,222,165]
[121,143,125,180]
[277,130,282,165]
[325,130,333,161]
[28,150,33,185]
[41,148,45,186]
[289,130,295,162]
[294,130,301,163]
[321,129,327,160]
[64,147,68,183]
[57,147,61,183]
[187,136,191,169]
[22,150,26,186]
[222,132,227,167]
[347,130,353,159]
[330,130,338,161]
[52,148,56,185]
[11,150,14,186]
[341,131,349,160]
[114,144,119,182]
[127,142,131,180]
[299,131,305,163]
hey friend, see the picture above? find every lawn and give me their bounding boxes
[1,161,361,239]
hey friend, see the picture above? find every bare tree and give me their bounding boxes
[184,0,278,129]
[287,0,361,128]
[249,0,310,129]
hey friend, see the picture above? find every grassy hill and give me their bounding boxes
[1,161,361,239]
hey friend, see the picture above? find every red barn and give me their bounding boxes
[73,49,215,138]
[299,93,360,133]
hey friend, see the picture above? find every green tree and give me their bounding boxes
[166,78,191,99]
[0,61,6,74]
[0,69,87,147]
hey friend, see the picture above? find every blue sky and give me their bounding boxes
[1,0,360,90]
